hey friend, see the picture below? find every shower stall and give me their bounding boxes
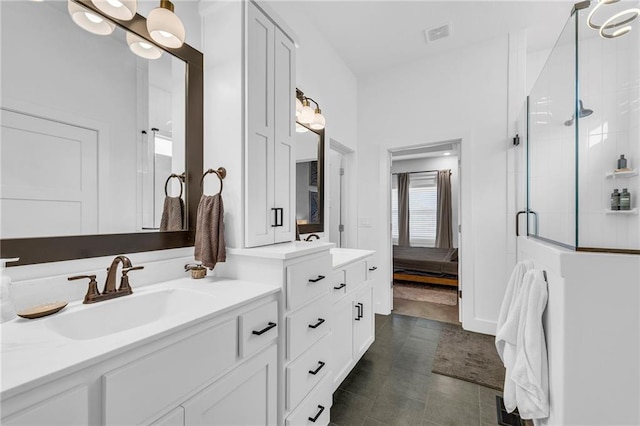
[523,0,640,253]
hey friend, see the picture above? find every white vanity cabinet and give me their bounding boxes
[330,257,376,390]
[1,286,279,426]
[201,0,296,249]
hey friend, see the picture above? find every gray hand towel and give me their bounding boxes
[194,194,226,269]
[160,196,184,231]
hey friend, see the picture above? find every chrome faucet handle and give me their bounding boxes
[68,274,101,304]
[118,266,144,295]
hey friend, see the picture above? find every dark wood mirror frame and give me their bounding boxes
[296,122,324,235]
[0,0,203,267]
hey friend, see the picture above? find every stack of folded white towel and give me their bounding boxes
[495,260,549,421]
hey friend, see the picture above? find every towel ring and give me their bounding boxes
[200,167,226,195]
[164,173,185,198]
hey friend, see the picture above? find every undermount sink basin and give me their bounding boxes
[45,287,215,340]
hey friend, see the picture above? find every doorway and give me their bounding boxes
[389,141,461,325]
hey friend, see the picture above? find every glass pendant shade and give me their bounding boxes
[91,0,136,21]
[310,110,325,130]
[68,0,115,35]
[299,102,315,124]
[295,122,309,133]
[126,32,163,59]
[147,1,186,49]
[295,98,303,119]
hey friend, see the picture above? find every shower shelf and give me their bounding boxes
[605,208,638,215]
[605,169,637,179]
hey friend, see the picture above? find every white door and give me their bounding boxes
[0,109,98,238]
[331,294,355,390]
[273,27,295,244]
[353,284,374,358]
[245,2,275,247]
[183,346,277,426]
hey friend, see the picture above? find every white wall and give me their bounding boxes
[391,156,459,248]
[358,35,511,333]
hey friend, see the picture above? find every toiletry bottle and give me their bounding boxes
[617,155,627,170]
[611,189,620,211]
[0,258,19,323]
[620,188,631,211]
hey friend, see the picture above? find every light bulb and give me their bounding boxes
[91,0,136,21]
[295,98,303,119]
[147,1,185,48]
[310,109,325,130]
[68,0,115,35]
[126,32,163,60]
[299,102,315,124]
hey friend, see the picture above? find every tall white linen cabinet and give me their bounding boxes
[202,0,296,249]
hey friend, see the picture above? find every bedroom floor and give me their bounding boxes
[392,281,460,325]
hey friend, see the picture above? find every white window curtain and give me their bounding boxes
[390,171,437,247]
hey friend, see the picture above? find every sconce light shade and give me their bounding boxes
[147,0,186,48]
[68,0,115,35]
[299,102,315,124]
[126,32,163,59]
[295,97,303,119]
[91,0,136,21]
[296,122,309,133]
[310,109,325,130]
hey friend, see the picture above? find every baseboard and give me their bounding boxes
[462,317,497,336]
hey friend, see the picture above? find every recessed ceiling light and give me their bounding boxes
[443,152,451,156]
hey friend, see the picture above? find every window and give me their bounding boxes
[391,171,437,247]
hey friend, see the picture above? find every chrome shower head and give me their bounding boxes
[564,99,593,126]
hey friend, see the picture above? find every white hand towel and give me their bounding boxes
[496,260,534,362]
[512,269,549,420]
[501,269,536,413]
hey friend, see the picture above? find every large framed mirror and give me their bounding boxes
[0,0,203,266]
[295,123,324,234]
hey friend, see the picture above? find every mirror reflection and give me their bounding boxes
[0,1,186,239]
[295,125,323,233]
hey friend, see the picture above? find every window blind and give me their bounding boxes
[390,171,437,247]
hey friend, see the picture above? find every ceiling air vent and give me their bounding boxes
[424,24,451,43]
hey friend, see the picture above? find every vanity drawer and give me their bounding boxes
[285,374,332,426]
[286,294,330,360]
[286,255,331,310]
[329,269,346,303]
[345,261,367,290]
[286,333,331,410]
[239,300,278,358]
[365,259,378,281]
[103,319,236,426]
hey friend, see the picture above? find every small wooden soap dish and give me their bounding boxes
[17,302,68,319]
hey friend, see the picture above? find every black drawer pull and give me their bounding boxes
[252,322,277,336]
[333,283,346,290]
[368,266,377,271]
[308,318,325,329]
[309,275,326,283]
[308,361,326,375]
[308,405,325,422]
[355,304,362,320]
[358,302,364,319]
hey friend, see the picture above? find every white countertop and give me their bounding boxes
[0,277,280,399]
[227,241,335,260]
[331,248,376,269]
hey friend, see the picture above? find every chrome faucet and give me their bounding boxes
[68,256,143,304]
[304,234,320,241]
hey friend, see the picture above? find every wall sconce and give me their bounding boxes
[296,88,325,131]
[126,32,163,59]
[147,0,186,48]
[91,0,136,21]
[68,0,115,35]
[588,0,639,39]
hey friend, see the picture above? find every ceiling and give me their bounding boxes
[280,0,578,77]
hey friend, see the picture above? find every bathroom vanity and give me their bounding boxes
[0,278,280,425]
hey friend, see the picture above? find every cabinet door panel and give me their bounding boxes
[151,407,185,426]
[331,294,355,390]
[183,345,277,426]
[2,386,88,426]
[273,27,295,243]
[246,2,275,247]
[353,284,374,359]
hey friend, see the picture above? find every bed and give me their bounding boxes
[393,245,459,287]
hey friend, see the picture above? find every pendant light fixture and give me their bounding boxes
[295,88,326,130]
[147,0,186,49]
[68,0,115,35]
[126,32,163,59]
[588,0,639,39]
[91,0,136,21]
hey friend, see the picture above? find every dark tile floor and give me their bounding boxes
[330,314,503,426]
